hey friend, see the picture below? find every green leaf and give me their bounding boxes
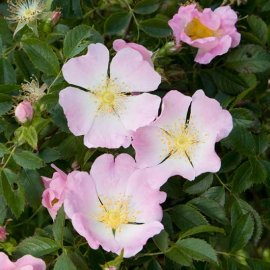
[13,150,44,170]
[231,198,263,244]
[54,253,77,270]
[22,39,60,76]
[39,148,61,163]
[189,197,228,224]
[223,125,256,156]
[19,170,43,209]
[147,260,162,270]
[0,58,16,84]
[104,12,132,35]
[201,186,226,206]
[231,108,255,128]
[247,258,270,270]
[140,18,171,37]
[63,25,103,59]
[0,169,25,219]
[0,143,8,158]
[153,229,169,252]
[53,207,65,247]
[183,174,213,195]
[232,157,267,193]
[0,195,7,224]
[229,214,254,252]
[247,15,268,45]
[134,0,160,15]
[23,126,38,149]
[226,45,270,73]
[177,238,218,263]
[179,225,225,239]
[220,151,242,173]
[165,245,192,266]
[15,236,59,257]
[171,204,208,230]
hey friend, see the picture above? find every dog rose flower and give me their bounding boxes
[0,252,46,270]
[14,100,33,123]
[64,154,165,257]
[168,4,241,64]
[132,90,233,188]
[113,39,153,65]
[59,43,161,149]
[41,164,67,220]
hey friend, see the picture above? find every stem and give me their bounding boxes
[135,251,164,259]
[122,0,140,41]
[1,146,16,169]
[47,70,62,93]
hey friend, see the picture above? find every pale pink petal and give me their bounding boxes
[51,164,67,180]
[62,43,109,90]
[198,8,220,30]
[154,90,192,129]
[15,255,46,270]
[59,87,99,136]
[64,171,100,219]
[125,170,166,222]
[113,39,153,65]
[168,4,197,45]
[90,154,136,198]
[115,222,163,258]
[83,112,131,149]
[189,135,221,177]
[110,48,161,92]
[194,35,232,64]
[189,90,233,142]
[118,94,161,131]
[132,126,169,168]
[0,252,14,270]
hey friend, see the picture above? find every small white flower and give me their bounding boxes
[21,78,47,102]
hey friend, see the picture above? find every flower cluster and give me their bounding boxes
[41,23,235,258]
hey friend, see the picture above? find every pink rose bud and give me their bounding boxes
[0,227,7,242]
[113,39,153,66]
[51,10,61,25]
[15,101,33,123]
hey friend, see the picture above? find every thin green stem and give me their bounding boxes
[1,146,16,169]
[47,70,62,93]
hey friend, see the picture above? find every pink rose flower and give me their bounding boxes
[41,164,67,220]
[14,101,33,123]
[168,4,241,64]
[0,226,7,242]
[59,43,161,149]
[132,90,233,188]
[113,39,153,65]
[64,154,166,258]
[0,252,46,270]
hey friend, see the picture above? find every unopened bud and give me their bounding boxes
[0,226,7,242]
[15,101,33,124]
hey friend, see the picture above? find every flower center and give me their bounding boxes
[185,18,215,40]
[23,8,36,18]
[97,197,135,230]
[94,79,125,114]
[163,124,199,158]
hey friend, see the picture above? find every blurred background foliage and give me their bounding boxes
[0,0,270,269]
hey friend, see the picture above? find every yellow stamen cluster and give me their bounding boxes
[97,196,136,231]
[7,0,45,23]
[21,79,47,102]
[94,79,126,114]
[161,122,199,160]
[185,18,216,40]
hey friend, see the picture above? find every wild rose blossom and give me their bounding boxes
[113,39,153,65]
[59,43,161,149]
[41,164,67,220]
[14,100,33,123]
[64,154,166,257]
[0,252,46,270]
[132,90,233,188]
[168,4,241,64]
